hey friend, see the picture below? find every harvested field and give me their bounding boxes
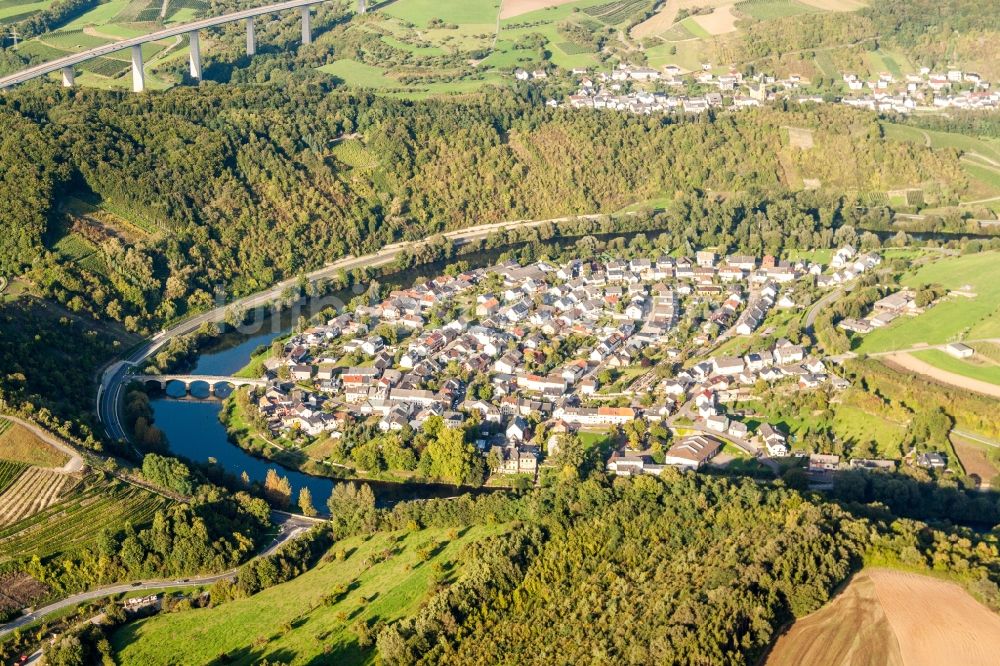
[632,0,733,38]
[499,0,579,19]
[951,434,998,488]
[632,0,681,38]
[691,4,738,35]
[768,568,1000,666]
[787,126,815,149]
[0,571,48,616]
[0,421,70,468]
[883,353,1000,399]
[798,0,866,9]
[0,467,74,526]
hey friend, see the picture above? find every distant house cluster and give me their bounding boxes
[842,68,998,113]
[531,61,998,116]
[815,245,881,289]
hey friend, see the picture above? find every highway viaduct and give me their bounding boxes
[0,0,369,92]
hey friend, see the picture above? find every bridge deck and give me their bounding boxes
[134,374,268,385]
[0,0,323,89]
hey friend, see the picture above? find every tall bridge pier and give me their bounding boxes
[61,66,74,87]
[301,6,312,45]
[131,45,145,92]
[246,17,256,56]
[188,30,202,79]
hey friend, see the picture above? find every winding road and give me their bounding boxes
[0,511,319,637]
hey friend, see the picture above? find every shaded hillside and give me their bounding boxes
[0,86,971,335]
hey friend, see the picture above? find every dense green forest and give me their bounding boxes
[0,297,134,447]
[0,83,968,335]
[88,471,1000,665]
[376,478,1000,665]
[727,0,1000,72]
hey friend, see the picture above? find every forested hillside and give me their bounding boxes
[717,0,1000,77]
[106,472,1000,665]
[0,84,969,336]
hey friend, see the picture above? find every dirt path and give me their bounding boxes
[82,26,128,42]
[882,353,1000,399]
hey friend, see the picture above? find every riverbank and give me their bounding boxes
[218,389,487,492]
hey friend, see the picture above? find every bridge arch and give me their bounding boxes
[142,378,166,392]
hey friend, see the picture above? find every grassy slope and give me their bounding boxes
[61,0,130,29]
[383,0,500,25]
[857,251,1000,353]
[911,349,1000,386]
[113,525,505,665]
[0,422,69,467]
[0,0,52,21]
[882,122,1000,165]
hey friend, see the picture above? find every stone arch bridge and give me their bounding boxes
[134,374,267,397]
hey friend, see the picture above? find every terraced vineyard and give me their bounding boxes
[582,0,652,25]
[0,467,75,527]
[735,0,819,20]
[0,479,171,562]
[79,56,130,78]
[0,460,27,494]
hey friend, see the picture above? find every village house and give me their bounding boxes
[663,435,723,470]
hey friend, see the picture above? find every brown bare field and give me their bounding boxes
[950,434,998,487]
[768,569,1000,666]
[0,424,70,468]
[499,0,579,19]
[691,4,739,35]
[787,126,815,149]
[632,0,733,38]
[884,353,1000,399]
[632,0,681,38]
[0,571,48,615]
[798,0,867,10]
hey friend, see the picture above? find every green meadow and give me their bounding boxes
[113,525,505,665]
[856,251,1000,353]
